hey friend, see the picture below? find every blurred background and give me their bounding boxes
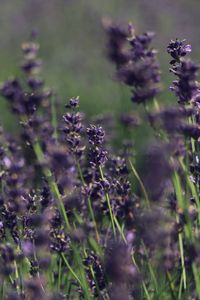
[0,0,200,142]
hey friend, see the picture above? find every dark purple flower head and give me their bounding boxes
[103,19,129,68]
[167,38,192,65]
[110,286,130,300]
[62,108,85,158]
[181,124,200,140]
[65,96,80,109]
[47,143,73,172]
[21,59,42,75]
[25,278,45,299]
[88,146,107,168]
[136,208,175,255]
[118,57,160,87]
[84,251,106,297]
[40,183,52,209]
[108,156,129,176]
[50,227,70,254]
[170,59,199,80]
[117,55,161,104]
[27,77,43,90]
[87,125,105,145]
[6,292,21,300]
[131,86,160,104]
[0,35,47,121]
[63,113,82,136]
[0,79,22,101]
[21,42,39,59]
[107,23,161,104]
[105,241,136,284]
[129,31,155,60]
[170,59,200,103]
[120,112,140,128]
[63,112,82,132]
[142,143,173,201]
[21,39,43,91]
[149,106,194,134]
[21,240,34,257]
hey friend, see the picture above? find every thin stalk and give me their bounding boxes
[50,180,70,230]
[77,162,100,242]
[14,260,20,294]
[61,253,82,287]
[9,275,14,286]
[32,241,46,294]
[76,161,85,184]
[33,141,70,230]
[1,280,4,300]
[34,140,92,298]
[177,215,187,291]
[128,159,150,207]
[99,166,127,241]
[179,158,200,225]
[189,116,196,154]
[142,242,158,294]
[88,237,103,257]
[173,171,193,241]
[72,247,92,300]
[83,248,101,297]
[99,166,116,236]
[131,253,151,300]
[178,272,184,300]
[57,256,62,292]
[65,272,72,299]
[166,271,177,300]
[153,98,160,111]
[114,217,127,243]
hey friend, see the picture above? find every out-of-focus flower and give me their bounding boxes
[142,143,173,201]
[105,21,161,104]
[103,19,129,68]
[120,112,140,128]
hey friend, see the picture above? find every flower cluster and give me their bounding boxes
[0,22,200,300]
[105,21,161,103]
[168,38,200,104]
[167,38,192,65]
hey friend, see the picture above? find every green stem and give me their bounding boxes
[166,271,177,300]
[77,162,100,242]
[57,256,62,292]
[14,260,20,294]
[33,141,70,230]
[99,166,116,236]
[128,159,150,207]
[176,215,187,290]
[131,253,151,300]
[61,253,82,287]
[142,242,158,294]
[178,272,183,300]
[1,280,4,299]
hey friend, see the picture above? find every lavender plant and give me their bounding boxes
[0,22,200,300]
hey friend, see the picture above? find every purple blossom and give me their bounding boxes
[167,38,192,65]
[170,59,200,103]
[106,22,161,104]
[87,125,105,145]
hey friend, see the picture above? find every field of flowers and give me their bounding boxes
[1,12,200,300]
